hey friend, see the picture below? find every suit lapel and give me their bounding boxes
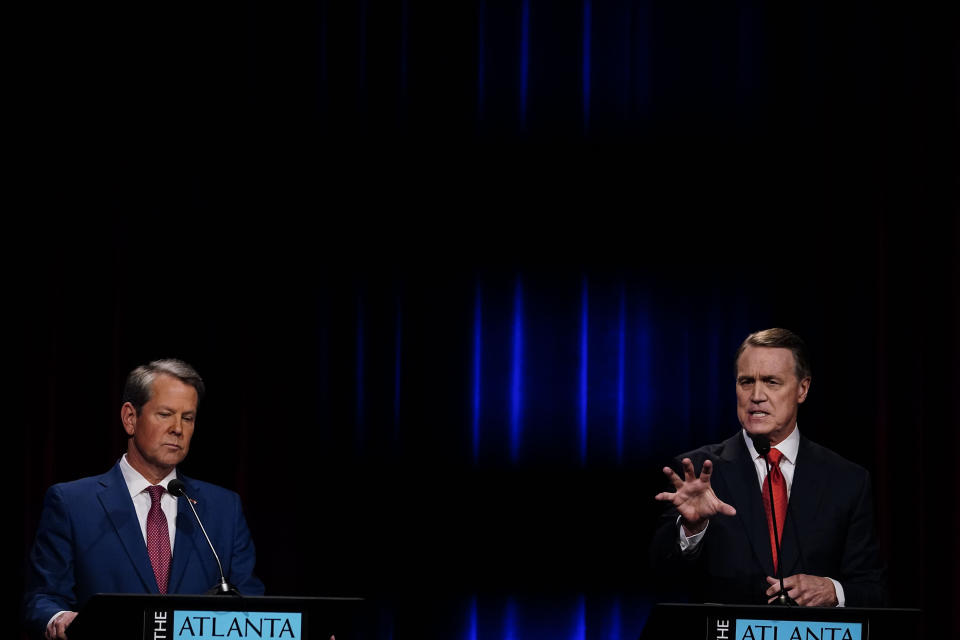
[97,464,159,593]
[779,435,827,577]
[717,433,776,577]
[168,474,204,593]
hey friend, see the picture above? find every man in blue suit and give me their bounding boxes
[650,329,886,608]
[23,359,265,640]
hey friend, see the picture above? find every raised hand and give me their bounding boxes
[655,458,736,534]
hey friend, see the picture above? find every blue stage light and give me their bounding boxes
[579,277,589,466]
[510,278,524,464]
[472,283,483,465]
[616,287,626,464]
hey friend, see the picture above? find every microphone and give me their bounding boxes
[750,434,770,457]
[750,435,795,607]
[167,479,238,595]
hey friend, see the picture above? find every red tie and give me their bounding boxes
[761,448,788,572]
[146,485,171,594]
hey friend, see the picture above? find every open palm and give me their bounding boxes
[655,457,736,530]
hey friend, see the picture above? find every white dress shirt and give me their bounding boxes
[677,426,846,606]
[119,454,179,550]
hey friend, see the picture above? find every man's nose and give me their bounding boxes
[170,417,183,434]
[750,384,767,403]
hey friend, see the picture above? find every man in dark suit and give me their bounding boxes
[650,328,886,607]
[23,359,265,640]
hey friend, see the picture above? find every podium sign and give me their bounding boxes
[150,608,302,639]
[642,603,921,640]
[706,615,863,640]
[69,594,368,640]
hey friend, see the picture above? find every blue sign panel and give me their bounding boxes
[161,610,302,639]
[733,618,862,640]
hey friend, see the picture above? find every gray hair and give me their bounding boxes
[121,359,205,413]
[734,328,812,381]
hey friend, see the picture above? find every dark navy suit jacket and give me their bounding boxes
[650,431,886,607]
[23,462,265,639]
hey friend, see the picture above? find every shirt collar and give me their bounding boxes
[119,453,178,498]
[742,424,801,465]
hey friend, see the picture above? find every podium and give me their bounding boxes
[640,603,922,640]
[67,594,372,640]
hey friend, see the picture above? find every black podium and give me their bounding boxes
[67,594,372,640]
[641,603,922,640]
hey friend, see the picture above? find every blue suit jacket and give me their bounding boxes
[650,431,887,607]
[23,462,265,639]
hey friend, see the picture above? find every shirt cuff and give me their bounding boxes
[47,611,69,632]
[677,515,708,552]
[828,578,845,607]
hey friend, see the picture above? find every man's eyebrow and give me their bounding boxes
[157,404,195,413]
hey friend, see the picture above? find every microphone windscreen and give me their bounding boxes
[167,479,186,497]
[750,434,771,455]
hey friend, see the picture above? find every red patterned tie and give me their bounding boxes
[761,449,788,572]
[146,485,171,594]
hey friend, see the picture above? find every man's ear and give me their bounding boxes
[797,377,811,404]
[121,402,138,436]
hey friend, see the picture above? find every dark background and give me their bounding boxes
[14,0,958,638]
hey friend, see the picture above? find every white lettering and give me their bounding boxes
[717,618,730,640]
[154,611,168,640]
